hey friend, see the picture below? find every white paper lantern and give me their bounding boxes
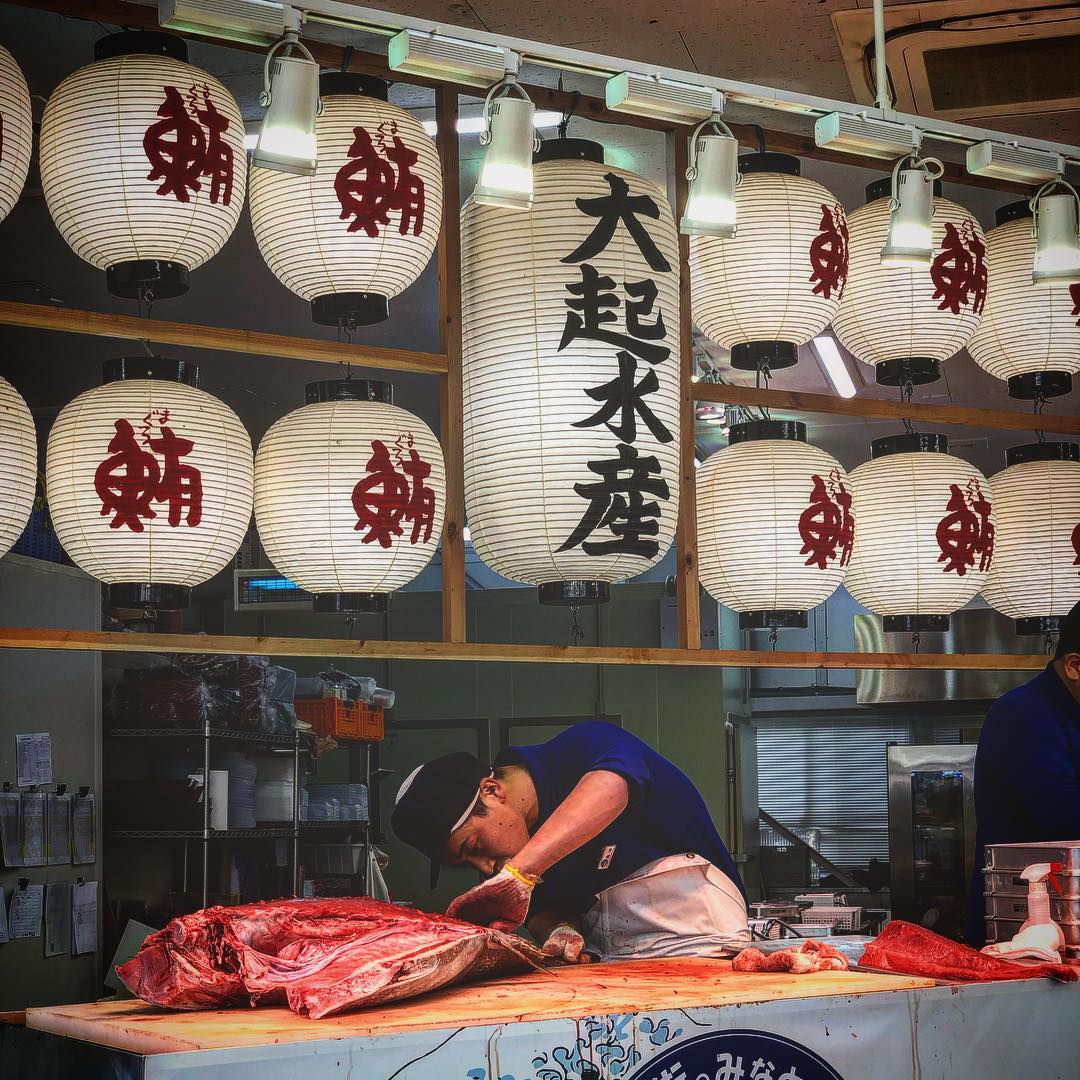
[967,200,1080,400]
[249,73,443,326]
[39,31,246,299]
[45,359,253,607]
[462,139,680,604]
[846,434,995,632]
[254,380,445,613]
[0,375,36,557]
[981,442,1080,635]
[689,152,848,372]
[0,44,32,226]
[697,420,854,629]
[833,178,987,387]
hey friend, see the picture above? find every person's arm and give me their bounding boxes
[527,909,590,964]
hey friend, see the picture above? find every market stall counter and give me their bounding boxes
[16,957,1079,1079]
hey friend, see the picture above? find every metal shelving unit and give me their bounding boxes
[105,723,305,906]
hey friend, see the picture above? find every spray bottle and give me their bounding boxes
[1016,863,1066,954]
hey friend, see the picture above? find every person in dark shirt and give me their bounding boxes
[392,720,748,962]
[964,600,1080,945]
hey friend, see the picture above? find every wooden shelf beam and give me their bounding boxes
[0,301,448,376]
[695,381,1080,436]
[0,627,1044,671]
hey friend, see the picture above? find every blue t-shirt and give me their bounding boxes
[964,665,1080,945]
[496,720,746,920]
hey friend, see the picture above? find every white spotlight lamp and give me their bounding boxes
[475,58,538,210]
[880,154,943,267]
[680,105,739,238]
[253,17,321,175]
[1031,178,1080,286]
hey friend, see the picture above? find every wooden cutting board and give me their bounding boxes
[26,959,934,1056]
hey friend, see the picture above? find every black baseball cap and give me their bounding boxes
[391,751,491,888]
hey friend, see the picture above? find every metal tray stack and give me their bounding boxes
[983,841,1080,966]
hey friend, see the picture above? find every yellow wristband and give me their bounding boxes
[503,862,540,887]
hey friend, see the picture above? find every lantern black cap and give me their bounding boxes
[866,175,943,203]
[319,72,389,100]
[1005,441,1079,467]
[1017,615,1062,636]
[1008,370,1072,400]
[740,610,808,631]
[738,152,800,176]
[95,31,187,62]
[305,379,393,405]
[108,583,192,611]
[871,432,949,458]
[311,292,390,326]
[106,259,189,301]
[730,341,798,371]
[883,614,950,633]
[538,580,610,606]
[996,199,1033,226]
[729,419,807,444]
[314,592,389,614]
[103,357,199,386]
[876,357,942,387]
[534,138,604,165]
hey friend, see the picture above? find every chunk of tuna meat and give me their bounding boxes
[860,920,1077,983]
[732,938,850,974]
[117,897,549,1018]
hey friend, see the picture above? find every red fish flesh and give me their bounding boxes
[117,897,549,1018]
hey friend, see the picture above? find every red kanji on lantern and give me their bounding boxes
[1070,284,1080,329]
[351,437,436,548]
[931,219,987,316]
[93,412,204,533]
[1072,520,1080,571]
[143,83,234,206]
[808,202,848,300]
[334,122,425,238]
[936,478,994,576]
[798,468,855,570]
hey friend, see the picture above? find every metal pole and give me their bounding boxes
[872,0,892,115]
[202,719,210,909]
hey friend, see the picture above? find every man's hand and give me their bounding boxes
[542,923,590,964]
[446,864,537,932]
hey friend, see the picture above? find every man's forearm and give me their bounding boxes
[510,769,629,879]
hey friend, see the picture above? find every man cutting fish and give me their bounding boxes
[391,720,749,963]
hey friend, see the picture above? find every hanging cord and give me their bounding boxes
[751,124,766,154]
[768,626,779,651]
[1033,391,1048,443]
[340,45,354,73]
[568,604,585,645]
[337,320,354,379]
[557,78,581,140]
[344,613,356,640]
[755,361,772,419]
[137,287,155,357]
[900,379,916,436]
[1045,631,1057,657]
[912,633,921,654]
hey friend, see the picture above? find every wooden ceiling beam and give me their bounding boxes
[0,627,1045,670]
[5,0,1030,193]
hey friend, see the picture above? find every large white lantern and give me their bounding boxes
[689,152,848,372]
[45,359,253,608]
[39,32,246,300]
[462,138,680,605]
[846,433,995,632]
[0,44,32,226]
[982,441,1080,635]
[833,178,987,387]
[249,74,443,326]
[254,379,445,613]
[967,200,1080,400]
[697,419,854,630]
[0,376,36,557]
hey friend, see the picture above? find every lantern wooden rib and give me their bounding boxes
[846,451,994,620]
[45,380,253,587]
[982,458,1080,624]
[689,171,846,350]
[39,54,246,272]
[248,94,443,307]
[254,401,445,596]
[0,376,36,557]
[0,44,33,226]
[833,195,986,369]
[697,437,852,616]
[967,216,1080,383]
[461,157,680,588]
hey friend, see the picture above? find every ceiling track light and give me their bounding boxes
[387,28,510,89]
[814,111,919,160]
[474,56,539,210]
[1030,176,1080,287]
[605,71,718,124]
[253,13,321,176]
[880,153,944,267]
[680,102,739,238]
[966,140,1065,185]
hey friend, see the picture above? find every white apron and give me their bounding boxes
[580,852,751,961]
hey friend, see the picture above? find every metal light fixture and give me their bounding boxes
[1030,178,1080,286]
[253,13,321,175]
[880,154,943,267]
[680,101,739,238]
[474,56,538,210]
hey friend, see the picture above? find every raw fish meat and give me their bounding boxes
[117,897,549,1018]
[732,938,850,974]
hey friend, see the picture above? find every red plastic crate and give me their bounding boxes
[295,698,384,740]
